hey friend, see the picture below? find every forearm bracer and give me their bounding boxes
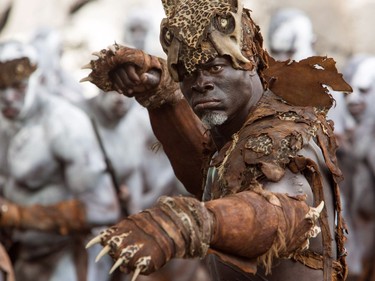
[1,199,88,235]
[96,190,322,275]
[156,191,320,265]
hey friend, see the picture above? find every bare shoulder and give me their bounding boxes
[264,140,331,207]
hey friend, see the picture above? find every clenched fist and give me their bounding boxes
[81,44,182,109]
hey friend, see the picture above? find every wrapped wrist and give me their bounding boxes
[135,59,183,109]
[155,196,213,258]
[0,201,21,228]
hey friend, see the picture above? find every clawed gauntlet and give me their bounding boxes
[87,191,323,279]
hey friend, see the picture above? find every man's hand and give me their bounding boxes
[110,65,161,97]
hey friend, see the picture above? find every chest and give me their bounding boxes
[7,123,58,187]
[97,123,148,179]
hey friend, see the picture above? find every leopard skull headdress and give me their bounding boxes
[160,0,268,82]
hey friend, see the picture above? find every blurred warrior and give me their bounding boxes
[0,40,120,281]
[341,55,375,281]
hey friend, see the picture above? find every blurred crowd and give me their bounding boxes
[0,1,374,281]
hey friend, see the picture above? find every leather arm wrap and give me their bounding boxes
[154,196,212,259]
[97,196,212,274]
[134,58,183,109]
[95,192,321,275]
[149,191,319,262]
[0,199,88,235]
[205,191,322,271]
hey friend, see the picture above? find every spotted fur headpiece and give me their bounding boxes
[0,40,37,88]
[0,58,36,88]
[160,0,268,82]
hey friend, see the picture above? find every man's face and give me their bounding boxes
[97,91,131,122]
[179,56,255,129]
[0,79,29,119]
[346,60,375,123]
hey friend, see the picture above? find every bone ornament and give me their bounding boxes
[86,192,324,280]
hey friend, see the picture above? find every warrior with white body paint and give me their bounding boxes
[0,40,120,281]
[82,1,351,280]
[341,55,375,281]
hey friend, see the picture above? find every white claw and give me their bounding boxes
[95,245,111,262]
[79,76,93,83]
[131,267,142,281]
[81,63,92,70]
[305,201,325,220]
[92,51,102,57]
[108,44,117,53]
[109,258,123,274]
[86,235,102,249]
[316,201,325,214]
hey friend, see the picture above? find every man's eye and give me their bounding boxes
[359,87,370,95]
[210,65,223,73]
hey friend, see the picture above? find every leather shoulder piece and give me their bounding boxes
[264,55,352,108]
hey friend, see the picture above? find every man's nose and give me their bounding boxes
[191,70,214,93]
[1,89,16,103]
[346,88,364,105]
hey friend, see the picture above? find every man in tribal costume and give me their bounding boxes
[82,0,351,280]
[0,39,120,281]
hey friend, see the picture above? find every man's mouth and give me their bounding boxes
[347,102,366,117]
[193,99,221,112]
[2,107,19,118]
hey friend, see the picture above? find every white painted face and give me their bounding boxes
[268,9,316,62]
[0,41,39,120]
[345,57,375,123]
[0,79,29,119]
[123,9,151,51]
[96,91,134,122]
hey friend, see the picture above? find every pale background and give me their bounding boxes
[0,0,374,88]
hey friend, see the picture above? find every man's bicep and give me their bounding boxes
[264,169,314,206]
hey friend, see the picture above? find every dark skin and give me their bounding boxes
[178,57,264,150]
[110,56,336,281]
